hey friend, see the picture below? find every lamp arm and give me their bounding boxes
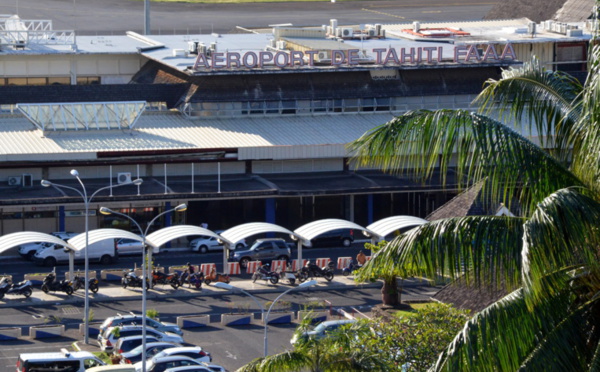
[105,209,144,237]
[144,207,178,236]
[45,183,85,199]
[240,289,265,314]
[88,181,136,204]
[265,288,294,324]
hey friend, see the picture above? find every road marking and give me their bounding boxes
[422,10,443,13]
[361,8,405,19]
[61,306,80,315]
[366,2,497,8]
[225,350,237,360]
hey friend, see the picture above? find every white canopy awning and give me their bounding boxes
[366,215,428,240]
[68,228,144,250]
[220,222,297,246]
[146,225,225,247]
[0,231,72,254]
[293,218,373,247]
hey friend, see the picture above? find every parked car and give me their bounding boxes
[165,363,226,372]
[120,342,182,365]
[134,356,208,372]
[290,319,357,345]
[33,239,117,266]
[17,349,105,372]
[189,230,246,253]
[50,231,79,240]
[99,314,183,339]
[153,347,211,364]
[116,238,145,256]
[100,325,184,352]
[114,335,160,357]
[310,229,354,247]
[229,238,291,268]
[18,241,48,260]
[87,365,136,372]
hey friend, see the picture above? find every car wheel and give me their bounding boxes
[26,251,36,260]
[100,255,112,265]
[341,238,352,247]
[41,284,50,293]
[199,245,208,254]
[43,257,56,267]
[22,288,33,298]
[65,286,74,295]
[269,276,279,285]
[240,258,250,268]
[324,272,334,281]
[235,243,245,250]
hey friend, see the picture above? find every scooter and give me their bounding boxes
[41,272,74,295]
[72,274,99,293]
[179,269,204,289]
[204,267,230,285]
[252,264,280,284]
[0,277,33,300]
[152,268,180,289]
[121,269,149,291]
[297,260,335,282]
[342,260,361,276]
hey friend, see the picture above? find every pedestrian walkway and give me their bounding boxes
[0,275,438,309]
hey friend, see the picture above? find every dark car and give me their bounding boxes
[311,229,354,247]
[229,238,291,268]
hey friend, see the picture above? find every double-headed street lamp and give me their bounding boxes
[213,280,317,357]
[41,169,143,344]
[99,203,187,372]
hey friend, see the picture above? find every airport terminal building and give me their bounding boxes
[0,15,592,236]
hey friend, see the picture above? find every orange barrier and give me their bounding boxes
[227,262,241,275]
[200,263,216,276]
[270,260,287,272]
[337,257,352,270]
[291,259,308,271]
[246,261,262,274]
[316,258,330,268]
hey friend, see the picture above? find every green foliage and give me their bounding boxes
[43,315,62,324]
[146,308,159,320]
[359,303,470,372]
[301,299,327,311]
[110,326,120,338]
[83,309,95,323]
[265,300,291,312]
[227,302,251,314]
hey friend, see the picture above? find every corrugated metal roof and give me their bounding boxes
[0,111,395,161]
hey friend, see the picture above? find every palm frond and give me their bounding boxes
[357,216,525,289]
[254,350,313,372]
[430,286,587,372]
[522,188,600,301]
[474,57,582,158]
[348,109,583,214]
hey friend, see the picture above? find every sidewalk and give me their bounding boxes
[0,274,405,309]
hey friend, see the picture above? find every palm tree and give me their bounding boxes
[348,16,600,371]
[237,318,390,372]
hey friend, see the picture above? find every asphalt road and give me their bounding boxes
[1,0,497,35]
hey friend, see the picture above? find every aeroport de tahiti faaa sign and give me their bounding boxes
[193,43,517,70]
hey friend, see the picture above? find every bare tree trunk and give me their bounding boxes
[381,276,400,307]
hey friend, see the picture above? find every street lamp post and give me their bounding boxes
[41,170,143,345]
[212,279,317,357]
[99,203,187,372]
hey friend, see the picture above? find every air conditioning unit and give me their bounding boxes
[341,28,353,37]
[8,176,21,186]
[367,29,376,37]
[318,51,329,60]
[188,41,199,54]
[117,172,132,184]
[22,173,33,187]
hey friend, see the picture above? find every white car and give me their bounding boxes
[189,231,245,254]
[134,356,207,372]
[18,241,48,260]
[100,325,184,352]
[165,363,227,372]
[153,347,211,363]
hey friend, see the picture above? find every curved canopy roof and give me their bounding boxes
[0,232,72,254]
[293,218,373,247]
[366,215,428,239]
[68,228,144,250]
[147,225,224,247]
[221,222,297,246]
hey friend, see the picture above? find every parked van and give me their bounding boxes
[33,239,118,267]
[17,349,105,372]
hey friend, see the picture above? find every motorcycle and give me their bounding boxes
[0,277,33,300]
[342,260,361,277]
[252,264,279,285]
[204,267,230,285]
[72,274,99,293]
[297,260,335,282]
[152,268,180,289]
[179,270,204,289]
[121,269,149,291]
[41,272,74,295]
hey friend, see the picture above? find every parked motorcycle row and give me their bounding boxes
[251,258,357,286]
[121,265,231,291]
